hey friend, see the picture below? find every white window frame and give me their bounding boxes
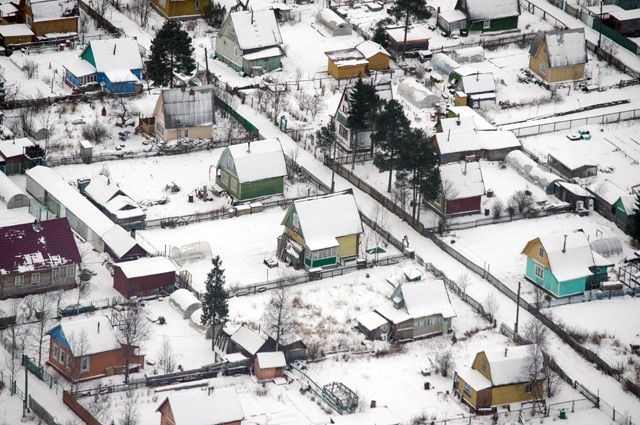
[60,350,65,364]
[221,172,229,185]
[53,345,58,359]
[31,273,40,284]
[534,265,544,279]
[483,20,490,29]
[539,63,547,75]
[80,356,90,372]
[53,267,65,279]
[15,275,24,286]
[66,265,75,277]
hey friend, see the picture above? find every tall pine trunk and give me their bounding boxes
[402,12,410,61]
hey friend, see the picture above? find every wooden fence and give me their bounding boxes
[77,0,122,35]
[63,391,103,425]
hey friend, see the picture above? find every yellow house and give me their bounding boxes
[355,40,390,72]
[278,190,363,269]
[19,0,78,38]
[325,48,368,80]
[151,0,209,18]
[454,345,544,411]
[529,28,586,83]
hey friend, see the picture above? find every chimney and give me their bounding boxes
[251,9,254,24]
[456,114,460,126]
[447,129,451,141]
[562,234,567,253]
[463,161,467,175]
[476,70,479,81]
[97,321,101,334]
[113,43,117,55]
[504,347,508,357]
[247,140,251,153]
[189,88,195,96]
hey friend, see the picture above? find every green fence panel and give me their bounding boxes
[592,18,639,54]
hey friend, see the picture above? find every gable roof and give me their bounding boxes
[459,73,496,94]
[83,175,124,206]
[47,316,120,356]
[285,191,363,251]
[530,28,586,67]
[456,0,520,20]
[230,325,268,356]
[393,280,456,319]
[160,85,216,129]
[548,151,596,171]
[30,0,77,21]
[114,256,176,279]
[439,161,485,199]
[83,38,142,73]
[225,139,287,183]
[483,345,532,385]
[355,40,390,59]
[0,218,80,275]
[0,137,34,159]
[157,388,244,425]
[230,10,282,50]
[325,48,369,67]
[523,232,596,281]
[256,351,286,368]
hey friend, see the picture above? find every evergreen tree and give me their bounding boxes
[146,20,196,87]
[372,21,388,47]
[632,192,640,242]
[388,0,431,60]
[397,128,441,219]
[315,121,336,157]
[372,99,411,193]
[201,255,229,350]
[202,2,227,28]
[347,78,380,170]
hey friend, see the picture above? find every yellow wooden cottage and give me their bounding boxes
[529,28,586,83]
[454,345,544,411]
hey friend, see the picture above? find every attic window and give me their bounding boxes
[538,246,544,258]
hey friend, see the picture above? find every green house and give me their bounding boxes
[614,194,638,235]
[216,139,287,201]
[521,232,612,297]
[455,0,520,32]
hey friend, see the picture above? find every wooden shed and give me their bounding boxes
[325,48,368,79]
[0,24,34,45]
[254,351,286,381]
[547,152,597,179]
[529,28,587,83]
[355,40,390,71]
[113,256,176,298]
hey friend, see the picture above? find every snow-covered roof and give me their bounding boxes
[26,166,115,237]
[0,24,34,37]
[395,279,456,319]
[385,26,430,43]
[431,53,461,77]
[446,106,494,130]
[590,237,623,258]
[535,232,596,282]
[331,407,400,425]
[243,46,283,61]
[104,70,138,83]
[549,151,595,171]
[256,351,286,368]
[325,48,369,67]
[101,225,138,259]
[439,8,467,22]
[85,38,142,73]
[190,308,203,327]
[458,0,520,20]
[0,138,34,159]
[160,85,216,129]
[0,171,27,207]
[355,40,390,59]
[459,73,496,94]
[375,305,411,324]
[617,194,637,215]
[586,4,623,16]
[230,9,282,50]
[456,367,492,390]
[159,388,244,425]
[588,179,626,205]
[317,8,348,27]
[452,46,484,60]
[607,6,640,21]
[440,161,485,199]
[483,345,531,385]
[289,192,363,251]
[105,196,145,220]
[530,29,586,67]
[357,311,388,331]
[169,288,201,312]
[225,139,287,183]
[83,175,144,220]
[84,175,122,205]
[555,181,592,198]
[30,0,76,21]
[505,150,561,189]
[64,58,96,78]
[224,352,248,363]
[49,316,120,356]
[0,3,18,16]
[441,115,476,133]
[230,325,267,355]
[0,218,80,275]
[115,256,175,279]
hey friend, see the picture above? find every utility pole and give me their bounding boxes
[204,47,211,85]
[23,356,28,418]
[514,280,521,337]
[597,0,603,54]
[331,136,337,192]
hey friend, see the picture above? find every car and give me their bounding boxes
[417,49,433,62]
[566,133,582,141]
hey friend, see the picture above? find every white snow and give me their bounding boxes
[484,344,532,385]
[169,288,201,314]
[536,232,601,281]
[52,315,120,356]
[230,9,283,50]
[160,387,244,425]
[226,139,287,183]
[0,137,34,159]
[461,0,520,20]
[355,40,390,59]
[541,29,587,67]
[331,407,400,425]
[230,325,267,356]
[440,161,486,199]
[456,367,493,390]
[84,38,143,72]
[0,171,28,206]
[396,279,457,319]
[0,23,34,37]
[114,256,176,279]
[460,73,496,94]
[357,310,388,331]
[256,351,286,368]
[100,225,139,258]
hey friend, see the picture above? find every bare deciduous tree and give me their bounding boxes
[483,293,499,323]
[22,59,38,79]
[263,283,296,351]
[491,199,504,219]
[119,392,140,425]
[457,273,470,300]
[2,301,27,383]
[438,179,459,235]
[113,303,149,383]
[158,336,175,374]
[90,0,110,18]
[522,319,548,411]
[111,98,136,127]
[509,190,533,215]
[130,0,151,26]
[25,293,52,367]
[68,329,91,386]
[434,349,454,377]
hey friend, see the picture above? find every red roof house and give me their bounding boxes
[113,256,176,297]
[0,218,80,299]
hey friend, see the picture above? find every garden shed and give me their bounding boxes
[169,288,202,319]
[0,170,29,209]
[316,8,352,36]
[254,351,286,381]
[112,256,176,298]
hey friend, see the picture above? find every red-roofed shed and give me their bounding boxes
[0,218,80,299]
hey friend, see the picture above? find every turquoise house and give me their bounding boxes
[614,194,638,235]
[521,232,612,297]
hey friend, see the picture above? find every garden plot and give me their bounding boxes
[521,121,640,191]
[443,212,634,301]
[78,375,330,425]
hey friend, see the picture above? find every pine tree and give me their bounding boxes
[146,20,196,87]
[202,2,227,28]
[315,121,336,157]
[372,99,411,193]
[632,192,640,242]
[201,256,229,350]
[372,21,388,47]
[388,0,431,60]
[347,78,380,170]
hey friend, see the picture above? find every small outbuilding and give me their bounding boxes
[614,194,638,235]
[216,139,287,201]
[113,256,176,298]
[355,40,390,71]
[529,28,587,83]
[0,24,34,45]
[169,288,202,319]
[0,170,29,209]
[547,152,597,179]
[254,351,286,380]
[316,8,352,36]
[397,79,440,109]
[0,137,42,175]
[450,46,485,64]
[385,26,430,57]
[437,9,468,34]
[455,0,520,32]
[435,161,485,215]
[551,181,594,209]
[356,310,390,341]
[152,85,217,143]
[325,48,368,80]
[156,388,244,425]
[452,70,497,109]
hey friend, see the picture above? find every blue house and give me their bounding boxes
[521,231,612,297]
[63,38,143,94]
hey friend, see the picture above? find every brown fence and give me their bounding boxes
[77,0,122,35]
[63,391,103,425]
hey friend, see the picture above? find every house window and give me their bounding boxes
[221,172,229,185]
[80,356,90,372]
[234,47,239,57]
[183,128,189,138]
[53,345,58,359]
[229,178,238,192]
[53,267,65,278]
[481,359,488,371]
[60,351,65,364]
[66,265,75,277]
[311,246,337,260]
[524,382,533,393]
[483,20,490,29]
[534,265,544,279]
[463,382,472,396]
[539,63,547,75]
[338,124,348,139]
[227,156,233,168]
[26,15,32,27]
[31,273,40,284]
[195,0,200,10]
[538,246,544,258]
[15,275,24,286]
